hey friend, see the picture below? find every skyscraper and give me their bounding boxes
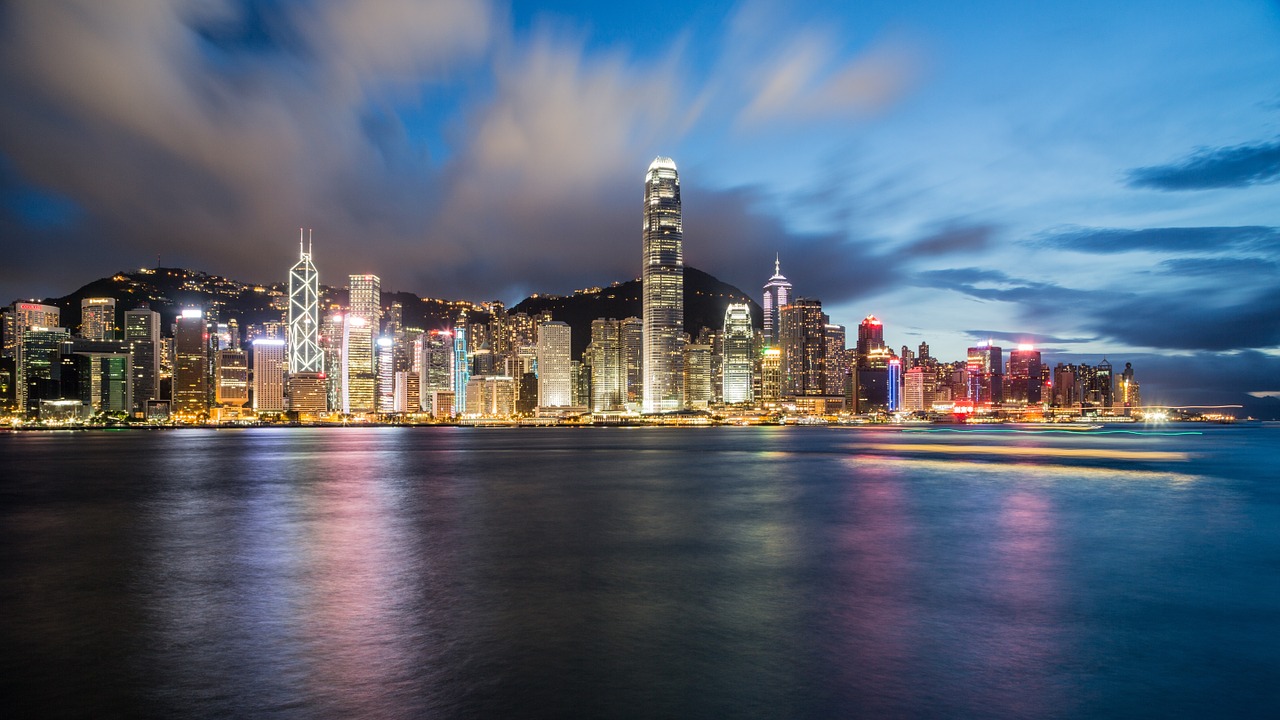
[288,233,323,374]
[252,339,286,413]
[80,298,116,340]
[420,329,454,414]
[342,316,375,414]
[1007,345,1043,406]
[779,298,826,397]
[215,349,249,407]
[376,337,395,414]
[762,256,792,347]
[453,325,469,415]
[966,343,1004,406]
[824,323,846,396]
[588,318,623,412]
[722,303,753,404]
[642,156,683,413]
[124,307,159,416]
[173,309,209,418]
[537,321,572,408]
[348,274,381,328]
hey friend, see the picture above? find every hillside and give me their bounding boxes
[41,265,762,362]
[511,266,762,358]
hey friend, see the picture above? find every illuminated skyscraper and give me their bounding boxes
[761,256,792,347]
[760,347,782,402]
[537,321,572,408]
[1007,345,1043,406]
[966,343,1004,406]
[1119,362,1139,413]
[642,156,683,413]
[124,307,159,416]
[855,316,886,367]
[722,303,753,404]
[288,232,324,374]
[348,274,381,328]
[588,319,623,412]
[887,357,902,412]
[376,337,395,413]
[172,309,210,418]
[215,349,249,407]
[80,298,116,340]
[824,323,846,396]
[252,339,286,413]
[779,298,826,397]
[342,316,375,414]
[682,344,712,408]
[453,325,469,415]
[420,330,454,414]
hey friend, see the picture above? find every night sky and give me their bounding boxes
[1,0,1278,405]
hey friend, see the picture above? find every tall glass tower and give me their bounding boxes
[722,303,754,404]
[642,156,684,413]
[762,255,791,347]
[288,231,323,374]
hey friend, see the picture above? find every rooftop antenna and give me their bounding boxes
[308,228,313,256]
[299,227,304,256]
[775,253,780,275]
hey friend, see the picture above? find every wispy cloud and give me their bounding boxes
[1034,225,1280,254]
[1125,138,1280,190]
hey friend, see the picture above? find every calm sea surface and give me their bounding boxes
[2,424,1278,719]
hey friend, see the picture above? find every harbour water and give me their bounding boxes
[2,424,1277,718]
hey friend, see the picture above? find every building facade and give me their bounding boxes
[761,256,792,348]
[642,156,684,413]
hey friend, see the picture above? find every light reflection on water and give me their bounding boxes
[1,425,1277,719]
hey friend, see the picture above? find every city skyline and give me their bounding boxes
[1,1,1277,407]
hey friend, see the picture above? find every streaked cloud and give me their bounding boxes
[1034,226,1280,254]
[1125,138,1280,190]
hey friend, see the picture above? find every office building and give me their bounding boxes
[966,343,1004,406]
[453,325,469,415]
[762,256,792,347]
[642,156,684,413]
[779,298,826,397]
[722,303,753,404]
[80,298,116,340]
[288,233,324,374]
[537,321,572,408]
[1006,345,1043,406]
[465,376,516,418]
[824,323,846,396]
[124,308,160,416]
[215,349,249,407]
[252,339,286,413]
[683,343,712,408]
[342,316,375,414]
[588,318,624,412]
[173,309,209,418]
[348,274,381,327]
[377,337,395,413]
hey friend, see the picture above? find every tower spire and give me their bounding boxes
[299,227,304,257]
[775,253,780,275]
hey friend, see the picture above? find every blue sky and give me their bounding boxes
[1,0,1278,405]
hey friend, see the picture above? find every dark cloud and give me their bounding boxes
[1035,225,1280,254]
[1088,286,1280,352]
[917,265,1280,353]
[912,268,1089,306]
[1125,139,1280,190]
